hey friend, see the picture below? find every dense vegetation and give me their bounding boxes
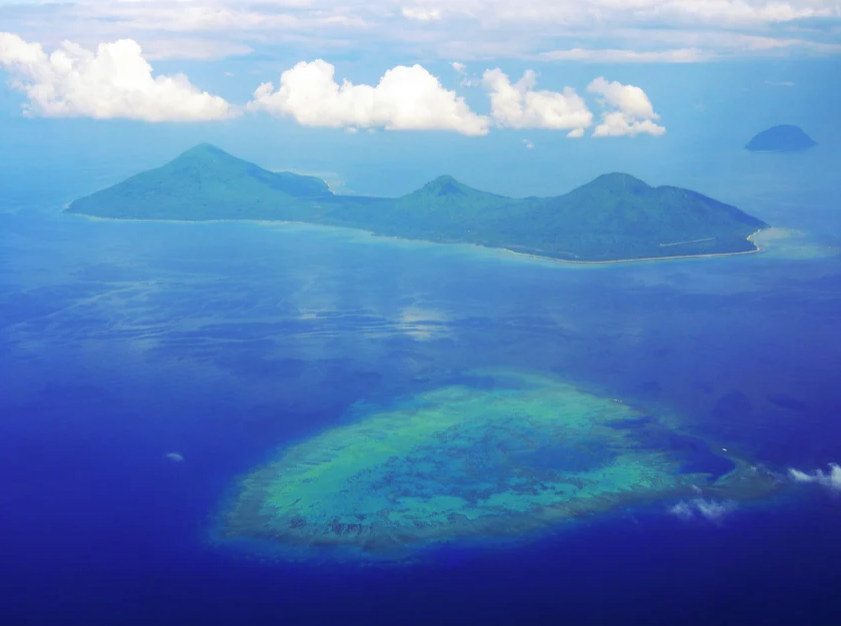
[68,144,767,262]
[745,125,816,152]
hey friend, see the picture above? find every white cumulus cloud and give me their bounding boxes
[789,463,841,491]
[0,32,234,121]
[249,59,489,135]
[669,498,737,524]
[482,68,592,137]
[587,76,665,137]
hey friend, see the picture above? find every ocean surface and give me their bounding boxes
[1,153,841,625]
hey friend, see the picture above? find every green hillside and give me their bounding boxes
[67,144,767,262]
[69,144,332,221]
[323,175,522,238]
[485,173,765,260]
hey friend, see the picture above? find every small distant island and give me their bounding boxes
[746,125,816,153]
[67,144,767,263]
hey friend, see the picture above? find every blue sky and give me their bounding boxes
[1,1,840,197]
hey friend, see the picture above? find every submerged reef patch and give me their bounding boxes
[222,371,775,557]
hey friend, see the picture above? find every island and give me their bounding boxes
[67,144,768,263]
[220,370,779,559]
[745,125,816,153]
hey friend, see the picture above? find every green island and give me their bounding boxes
[67,144,767,263]
[221,371,778,559]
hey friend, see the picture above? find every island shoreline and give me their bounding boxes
[66,211,765,266]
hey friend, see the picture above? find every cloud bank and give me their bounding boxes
[0,32,233,121]
[539,48,711,63]
[3,1,838,63]
[789,463,841,491]
[0,33,664,139]
[249,59,490,135]
[402,7,443,21]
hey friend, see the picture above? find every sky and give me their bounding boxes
[1,0,840,198]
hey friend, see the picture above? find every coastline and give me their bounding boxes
[746,147,816,153]
[496,229,764,266]
[66,211,765,266]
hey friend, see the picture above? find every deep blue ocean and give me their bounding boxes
[1,146,841,625]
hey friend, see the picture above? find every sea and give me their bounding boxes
[1,145,840,625]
